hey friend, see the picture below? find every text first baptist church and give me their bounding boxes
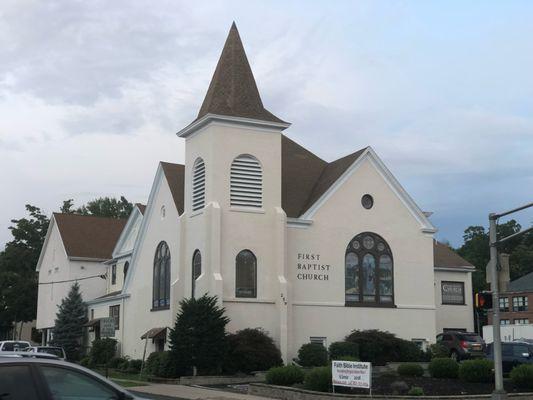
[36,23,475,361]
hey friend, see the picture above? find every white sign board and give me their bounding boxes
[100,317,116,338]
[332,360,372,389]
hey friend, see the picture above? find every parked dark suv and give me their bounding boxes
[436,331,485,360]
[486,341,533,373]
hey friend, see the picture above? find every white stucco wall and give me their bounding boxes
[36,221,107,330]
[287,157,436,358]
[121,171,179,358]
[434,270,474,333]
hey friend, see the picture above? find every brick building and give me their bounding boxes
[488,271,533,326]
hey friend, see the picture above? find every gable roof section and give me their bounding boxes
[281,135,367,218]
[196,23,286,125]
[508,271,533,292]
[161,162,185,215]
[135,203,146,215]
[433,240,474,270]
[54,213,127,260]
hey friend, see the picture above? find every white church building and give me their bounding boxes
[36,23,475,361]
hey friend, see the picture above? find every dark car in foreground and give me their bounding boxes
[436,331,486,360]
[486,341,533,373]
[0,354,146,400]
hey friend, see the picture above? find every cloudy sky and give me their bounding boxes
[1,0,532,248]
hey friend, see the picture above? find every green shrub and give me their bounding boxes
[458,359,494,383]
[127,359,143,374]
[429,343,449,359]
[79,356,92,368]
[225,328,283,374]
[89,338,117,365]
[145,352,161,375]
[428,357,459,379]
[408,386,424,396]
[397,363,424,377]
[328,341,359,360]
[345,330,424,365]
[304,366,332,392]
[266,365,305,386]
[510,364,533,389]
[144,351,177,378]
[107,356,126,369]
[297,343,328,367]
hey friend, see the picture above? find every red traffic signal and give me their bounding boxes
[475,292,493,310]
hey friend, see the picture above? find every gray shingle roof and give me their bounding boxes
[508,271,533,292]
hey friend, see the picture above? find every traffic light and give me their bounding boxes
[475,292,493,310]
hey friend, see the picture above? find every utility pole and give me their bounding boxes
[489,202,533,400]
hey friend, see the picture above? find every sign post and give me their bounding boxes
[332,360,372,395]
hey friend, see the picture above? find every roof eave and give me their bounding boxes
[177,113,291,138]
[434,266,476,272]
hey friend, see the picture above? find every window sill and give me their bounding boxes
[150,306,170,312]
[442,302,467,306]
[345,302,397,308]
[229,206,265,214]
[190,209,204,218]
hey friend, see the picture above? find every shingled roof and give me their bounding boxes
[161,162,185,215]
[53,213,127,260]
[196,22,286,125]
[433,240,474,269]
[508,271,533,292]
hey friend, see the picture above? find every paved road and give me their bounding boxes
[128,384,274,400]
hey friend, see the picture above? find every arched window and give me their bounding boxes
[192,157,205,211]
[192,250,201,298]
[123,261,129,282]
[153,241,170,309]
[235,250,257,298]
[230,155,262,208]
[345,232,393,305]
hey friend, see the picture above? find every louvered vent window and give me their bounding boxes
[192,158,205,211]
[230,155,262,208]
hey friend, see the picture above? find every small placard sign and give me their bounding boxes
[332,360,372,389]
[100,317,116,338]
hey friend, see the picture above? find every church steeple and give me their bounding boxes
[196,22,286,124]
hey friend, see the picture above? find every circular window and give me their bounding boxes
[361,194,374,209]
[377,242,385,252]
[363,236,375,249]
[352,241,360,250]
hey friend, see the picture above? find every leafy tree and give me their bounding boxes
[60,199,75,213]
[169,294,229,376]
[76,196,133,219]
[51,282,87,361]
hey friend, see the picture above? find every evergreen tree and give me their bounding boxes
[51,282,87,361]
[169,294,229,376]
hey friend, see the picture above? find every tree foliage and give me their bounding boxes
[168,294,229,376]
[51,282,87,361]
[75,196,133,218]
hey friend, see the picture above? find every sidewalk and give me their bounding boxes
[130,383,275,400]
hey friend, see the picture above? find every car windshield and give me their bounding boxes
[37,348,64,358]
[2,342,29,351]
[458,334,481,342]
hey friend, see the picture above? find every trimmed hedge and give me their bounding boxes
[428,343,449,359]
[127,359,143,373]
[297,343,328,367]
[145,351,177,378]
[107,357,126,369]
[304,366,332,392]
[328,341,359,361]
[266,365,305,386]
[225,328,283,373]
[89,338,117,365]
[458,359,494,383]
[397,363,424,377]
[428,358,459,379]
[345,330,425,365]
[408,386,424,396]
[510,364,533,389]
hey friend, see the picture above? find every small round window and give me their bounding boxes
[361,194,374,209]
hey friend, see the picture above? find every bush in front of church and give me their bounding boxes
[89,338,117,365]
[266,365,305,386]
[225,328,283,374]
[169,294,230,376]
[345,329,425,365]
[297,343,328,367]
[303,366,332,392]
[328,341,359,361]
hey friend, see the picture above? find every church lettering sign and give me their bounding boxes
[297,253,331,281]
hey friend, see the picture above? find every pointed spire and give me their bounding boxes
[196,23,286,124]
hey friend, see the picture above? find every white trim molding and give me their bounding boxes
[300,147,437,234]
[177,113,290,138]
[434,266,476,273]
[286,217,313,228]
[86,293,130,306]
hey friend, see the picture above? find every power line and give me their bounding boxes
[38,274,106,285]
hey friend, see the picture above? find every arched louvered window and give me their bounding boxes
[345,232,394,306]
[192,250,201,298]
[123,261,129,282]
[152,241,170,309]
[230,155,262,208]
[192,157,205,211]
[235,250,257,298]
